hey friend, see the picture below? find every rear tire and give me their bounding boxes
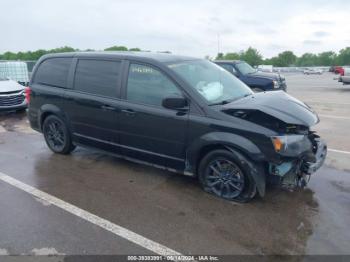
[42,115,75,154]
[198,149,257,202]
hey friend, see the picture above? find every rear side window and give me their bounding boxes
[34,58,72,88]
[74,59,121,97]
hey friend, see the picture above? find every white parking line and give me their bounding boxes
[318,114,350,120]
[0,172,182,257]
[329,148,350,155]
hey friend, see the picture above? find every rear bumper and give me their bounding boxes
[27,108,41,132]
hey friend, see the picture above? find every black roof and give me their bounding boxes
[41,51,199,64]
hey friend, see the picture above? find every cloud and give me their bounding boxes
[259,28,278,35]
[237,19,260,26]
[313,31,330,37]
[1,0,350,58]
[266,44,287,50]
[309,20,334,26]
[303,40,322,45]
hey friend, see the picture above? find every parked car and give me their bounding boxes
[341,75,350,84]
[303,68,323,75]
[214,60,286,92]
[0,77,28,111]
[334,66,344,75]
[27,52,327,202]
[340,67,350,84]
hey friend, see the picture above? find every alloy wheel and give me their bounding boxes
[205,158,245,199]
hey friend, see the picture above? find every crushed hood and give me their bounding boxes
[0,79,25,93]
[222,91,319,128]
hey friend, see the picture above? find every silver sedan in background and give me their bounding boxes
[0,78,27,111]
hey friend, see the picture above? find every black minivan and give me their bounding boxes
[28,52,327,202]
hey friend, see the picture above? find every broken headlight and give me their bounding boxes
[271,135,311,156]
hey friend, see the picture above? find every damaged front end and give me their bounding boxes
[269,131,327,189]
[221,91,328,190]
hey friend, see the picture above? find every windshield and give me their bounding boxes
[235,62,256,75]
[168,60,253,104]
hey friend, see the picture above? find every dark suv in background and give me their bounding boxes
[215,60,287,92]
[28,52,326,202]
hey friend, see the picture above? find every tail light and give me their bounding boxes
[25,87,31,104]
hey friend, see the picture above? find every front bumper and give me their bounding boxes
[268,139,327,188]
[303,139,327,175]
[0,91,27,111]
[279,82,287,91]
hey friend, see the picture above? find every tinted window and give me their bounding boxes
[74,60,121,97]
[34,58,72,88]
[127,64,181,107]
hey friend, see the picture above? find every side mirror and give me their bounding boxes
[162,95,188,110]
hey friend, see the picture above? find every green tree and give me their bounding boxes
[216,53,224,60]
[275,51,297,67]
[104,46,128,51]
[239,47,263,66]
[2,52,17,60]
[129,47,141,51]
[296,53,318,66]
[317,51,337,66]
[223,52,240,60]
[337,47,350,65]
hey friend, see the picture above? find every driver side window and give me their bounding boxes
[126,64,182,107]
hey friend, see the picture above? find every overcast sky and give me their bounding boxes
[2,0,350,58]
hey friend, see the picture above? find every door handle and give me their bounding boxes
[121,109,136,116]
[101,105,116,111]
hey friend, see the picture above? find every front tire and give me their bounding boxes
[42,115,75,154]
[198,149,257,202]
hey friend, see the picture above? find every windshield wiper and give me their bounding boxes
[209,94,252,106]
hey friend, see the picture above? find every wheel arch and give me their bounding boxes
[38,104,68,131]
[186,132,266,196]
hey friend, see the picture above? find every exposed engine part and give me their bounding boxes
[270,160,311,190]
